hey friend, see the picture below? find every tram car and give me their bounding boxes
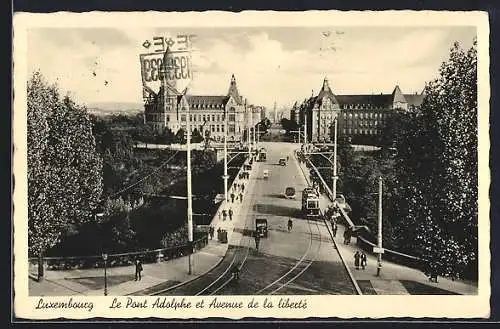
[301,187,321,218]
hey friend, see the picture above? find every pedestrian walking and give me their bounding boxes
[241,183,245,192]
[354,251,360,270]
[343,230,349,245]
[135,259,143,281]
[209,226,214,240]
[231,193,235,203]
[228,208,233,221]
[332,222,338,237]
[239,193,243,202]
[361,252,367,270]
[222,209,227,221]
[254,233,261,251]
[218,211,222,221]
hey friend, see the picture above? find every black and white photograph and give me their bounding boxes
[13,10,490,319]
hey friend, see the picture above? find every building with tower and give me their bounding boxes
[143,48,262,142]
[290,77,425,143]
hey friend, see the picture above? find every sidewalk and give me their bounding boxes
[295,151,478,296]
[29,159,258,296]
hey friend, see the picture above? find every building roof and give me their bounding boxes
[178,95,229,108]
[391,85,407,103]
[404,94,425,107]
[336,94,393,107]
[314,77,339,106]
[227,74,243,105]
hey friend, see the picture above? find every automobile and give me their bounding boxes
[284,187,296,199]
[263,169,269,180]
[255,218,268,238]
[278,158,287,166]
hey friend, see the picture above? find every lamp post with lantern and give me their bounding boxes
[102,252,108,296]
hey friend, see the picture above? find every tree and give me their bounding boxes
[191,128,203,143]
[175,128,186,144]
[27,72,103,279]
[394,40,478,278]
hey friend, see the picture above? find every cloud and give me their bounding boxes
[27,27,473,109]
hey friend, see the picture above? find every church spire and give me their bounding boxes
[322,76,331,92]
[227,74,242,104]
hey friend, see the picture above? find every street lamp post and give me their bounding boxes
[304,112,308,149]
[102,252,108,296]
[187,107,194,275]
[376,176,383,276]
[332,118,338,203]
[247,103,252,158]
[223,109,229,203]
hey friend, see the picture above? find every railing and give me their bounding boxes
[29,234,209,274]
[299,150,424,269]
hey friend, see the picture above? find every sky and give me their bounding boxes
[27,26,476,109]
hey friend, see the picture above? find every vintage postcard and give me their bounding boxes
[13,10,490,320]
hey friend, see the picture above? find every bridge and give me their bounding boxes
[148,142,359,295]
[31,142,477,297]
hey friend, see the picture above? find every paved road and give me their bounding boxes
[154,142,356,295]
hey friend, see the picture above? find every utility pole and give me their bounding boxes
[332,118,338,203]
[304,112,308,149]
[247,103,252,157]
[187,106,194,275]
[223,109,229,203]
[376,176,383,276]
[257,123,260,145]
[252,118,256,151]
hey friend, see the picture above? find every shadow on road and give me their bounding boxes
[264,193,285,199]
[253,203,300,217]
[233,227,256,237]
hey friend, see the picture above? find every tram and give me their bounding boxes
[301,187,321,218]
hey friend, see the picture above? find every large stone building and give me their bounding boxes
[290,78,425,143]
[144,48,261,142]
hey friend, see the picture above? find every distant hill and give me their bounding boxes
[86,102,143,116]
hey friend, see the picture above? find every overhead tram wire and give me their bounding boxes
[109,150,180,199]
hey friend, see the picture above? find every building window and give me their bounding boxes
[348,128,352,134]
[211,125,215,132]
[181,115,186,122]
[166,115,170,122]
[343,113,347,118]
[189,115,193,121]
[343,129,346,134]
[354,129,358,134]
[354,113,358,119]
[229,125,236,133]
[212,115,215,121]
[221,125,225,133]
[216,125,220,132]
[229,114,236,122]
[217,115,221,121]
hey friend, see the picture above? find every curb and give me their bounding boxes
[294,149,362,295]
[129,158,257,296]
[322,218,363,295]
[128,245,230,296]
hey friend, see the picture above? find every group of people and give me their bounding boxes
[354,251,368,270]
[216,228,229,243]
[230,192,244,203]
[220,208,234,221]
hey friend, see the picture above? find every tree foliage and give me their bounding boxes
[28,72,103,257]
[394,40,478,278]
